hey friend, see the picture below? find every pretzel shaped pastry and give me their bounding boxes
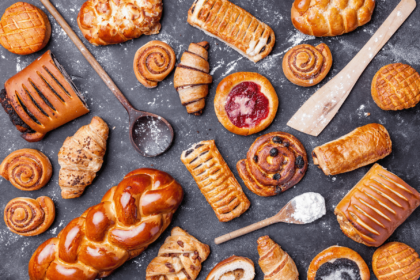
[237,132,308,197]
[0,148,52,191]
[28,168,183,280]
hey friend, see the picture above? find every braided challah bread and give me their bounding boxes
[146,227,210,280]
[29,168,184,280]
[77,0,163,46]
[291,0,376,37]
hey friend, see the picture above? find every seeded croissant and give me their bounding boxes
[58,116,109,199]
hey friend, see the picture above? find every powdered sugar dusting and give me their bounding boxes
[291,192,326,223]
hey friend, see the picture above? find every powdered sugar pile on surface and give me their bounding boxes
[291,192,326,223]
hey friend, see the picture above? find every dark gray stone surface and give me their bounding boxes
[1,0,420,279]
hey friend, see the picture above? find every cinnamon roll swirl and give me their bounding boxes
[237,132,308,196]
[133,40,176,88]
[4,196,55,236]
[282,43,332,87]
[0,149,52,191]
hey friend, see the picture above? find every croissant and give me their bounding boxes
[29,168,184,280]
[146,227,210,280]
[174,41,213,115]
[257,236,299,280]
[58,116,109,199]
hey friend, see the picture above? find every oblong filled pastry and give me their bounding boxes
[312,123,392,176]
[335,164,420,247]
[206,256,255,280]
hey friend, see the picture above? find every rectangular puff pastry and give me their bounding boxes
[181,140,250,222]
[335,164,420,247]
[312,123,392,176]
[187,0,275,63]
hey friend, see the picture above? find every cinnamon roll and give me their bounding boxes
[282,43,332,87]
[237,132,308,197]
[133,40,176,88]
[4,196,55,236]
[0,149,52,191]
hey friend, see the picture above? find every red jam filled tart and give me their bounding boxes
[214,72,278,136]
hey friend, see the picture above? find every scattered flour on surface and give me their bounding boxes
[291,192,326,223]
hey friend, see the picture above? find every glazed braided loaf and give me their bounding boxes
[29,168,184,280]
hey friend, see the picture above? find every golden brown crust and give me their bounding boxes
[181,140,250,222]
[133,40,176,88]
[335,164,420,247]
[29,168,184,280]
[237,132,308,197]
[291,0,376,37]
[0,148,52,191]
[4,196,55,236]
[77,0,162,46]
[58,117,109,199]
[0,2,51,55]
[257,236,299,280]
[312,123,392,176]
[187,0,275,62]
[282,43,333,87]
[214,72,278,136]
[372,63,420,111]
[206,256,255,280]
[372,242,420,280]
[174,41,213,115]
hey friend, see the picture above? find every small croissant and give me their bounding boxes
[58,116,109,199]
[174,41,213,115]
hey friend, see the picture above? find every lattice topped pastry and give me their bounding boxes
[181,140,250,222]
[335,164,420,247]
[187,0,275,62]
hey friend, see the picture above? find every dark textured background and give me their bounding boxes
[1,0,420,279]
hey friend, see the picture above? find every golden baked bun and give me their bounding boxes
[373,242,420,280]
[372,63,420,110]
[0,2,51,55]
[291,0,375,36]
[206,256,255,280]
[282,43,332,87]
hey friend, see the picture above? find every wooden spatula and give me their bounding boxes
[287,0,416,136]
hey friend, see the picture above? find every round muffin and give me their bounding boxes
[371,63,420,110]
[214,72,278,136]
[0,2,51,55]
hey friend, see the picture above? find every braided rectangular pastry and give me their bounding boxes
[335,164,420,247]
[181,140,250,222]
[187,0,275,62]
[28,168,184,280]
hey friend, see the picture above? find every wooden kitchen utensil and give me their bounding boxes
[287,0,416,136]
[39,0,174,157]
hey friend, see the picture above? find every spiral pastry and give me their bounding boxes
[237,132,308,197]
[133,40,176,88]
[282,43,332,87]
[0,149,52,191]
[4,196,55,236]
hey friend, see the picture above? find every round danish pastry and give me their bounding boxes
[372,63,420,110]
[133,40,176,88]
[237,132,308,196]
[214,72,278,136]
[308,246,370,280]
[282,43,332,87]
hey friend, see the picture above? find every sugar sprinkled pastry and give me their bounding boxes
[282,43,333,87]
[372,63,420,110]
[215,72,278,136]
[307,246,370,280]
[206,256,255,280]
[237,132,307,196]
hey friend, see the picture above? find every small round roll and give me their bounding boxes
[282,43,332,87]
[0,148,52,191]
[206,256,255,280]
[133,40,176,88]
[4,196,55,236]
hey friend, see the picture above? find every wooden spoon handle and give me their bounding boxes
[287,0,416,136]
[39,0,134,112]
[214,216,277,245]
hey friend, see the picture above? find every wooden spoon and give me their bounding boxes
[39,0,174,157]
[214,192,325,245]
[287,0,416,136]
